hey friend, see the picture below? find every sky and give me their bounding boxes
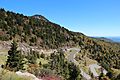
[0,0,120,37]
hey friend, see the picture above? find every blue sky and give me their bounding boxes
[0,0,120,37]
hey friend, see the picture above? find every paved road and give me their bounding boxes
[67,48,91,80]
[89,64,101,77]
[66,48,108,80]
[89,64,107,77]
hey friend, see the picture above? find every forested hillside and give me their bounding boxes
[0,8,120,71]
[0,8,85,49]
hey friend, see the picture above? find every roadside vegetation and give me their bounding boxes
[0,41,82,80]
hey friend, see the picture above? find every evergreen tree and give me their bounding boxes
[26,49,37,64]
[6,40,24,71]
[68,63,81,80]
[63,61,70,79]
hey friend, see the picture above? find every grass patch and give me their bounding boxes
[0,68,32,80]
[0,50,8,53]
[95,68,101,75]
[81,66,90,74]
[85,57,97,65]
[0,50,8,65]
[112,68,120,76]
[0,55,7,65]
[36,58,48,65]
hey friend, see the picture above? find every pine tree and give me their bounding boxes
[26,49,37,64]
[68,63,81,80]
[6,40,24,71]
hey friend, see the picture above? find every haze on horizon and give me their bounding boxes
[0,0,120,37]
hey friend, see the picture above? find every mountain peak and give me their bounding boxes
[32,14,49,22]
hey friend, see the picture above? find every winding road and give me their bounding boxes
[89,64,107,77]
[67,48,91,80]
[66,48,107,80]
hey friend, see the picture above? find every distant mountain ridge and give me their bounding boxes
[91,37,114,42]
[91,37,120,43]
[107,37,120,42]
